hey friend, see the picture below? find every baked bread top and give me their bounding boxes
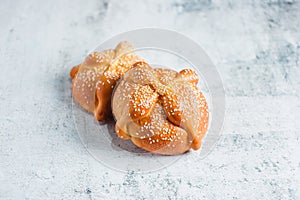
[70,41,144,120]
[112,62,209,155]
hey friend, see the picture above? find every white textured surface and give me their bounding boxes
[0,0,300,199]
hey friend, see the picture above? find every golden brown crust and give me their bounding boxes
[179,69,199,84]
[129,84,158,121]
[70,41,144,121]
[112,63,209,155]
[70,65,80,79]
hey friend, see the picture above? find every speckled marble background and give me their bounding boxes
[0,0,299,199]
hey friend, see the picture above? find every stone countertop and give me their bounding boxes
[0,0,299,199]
